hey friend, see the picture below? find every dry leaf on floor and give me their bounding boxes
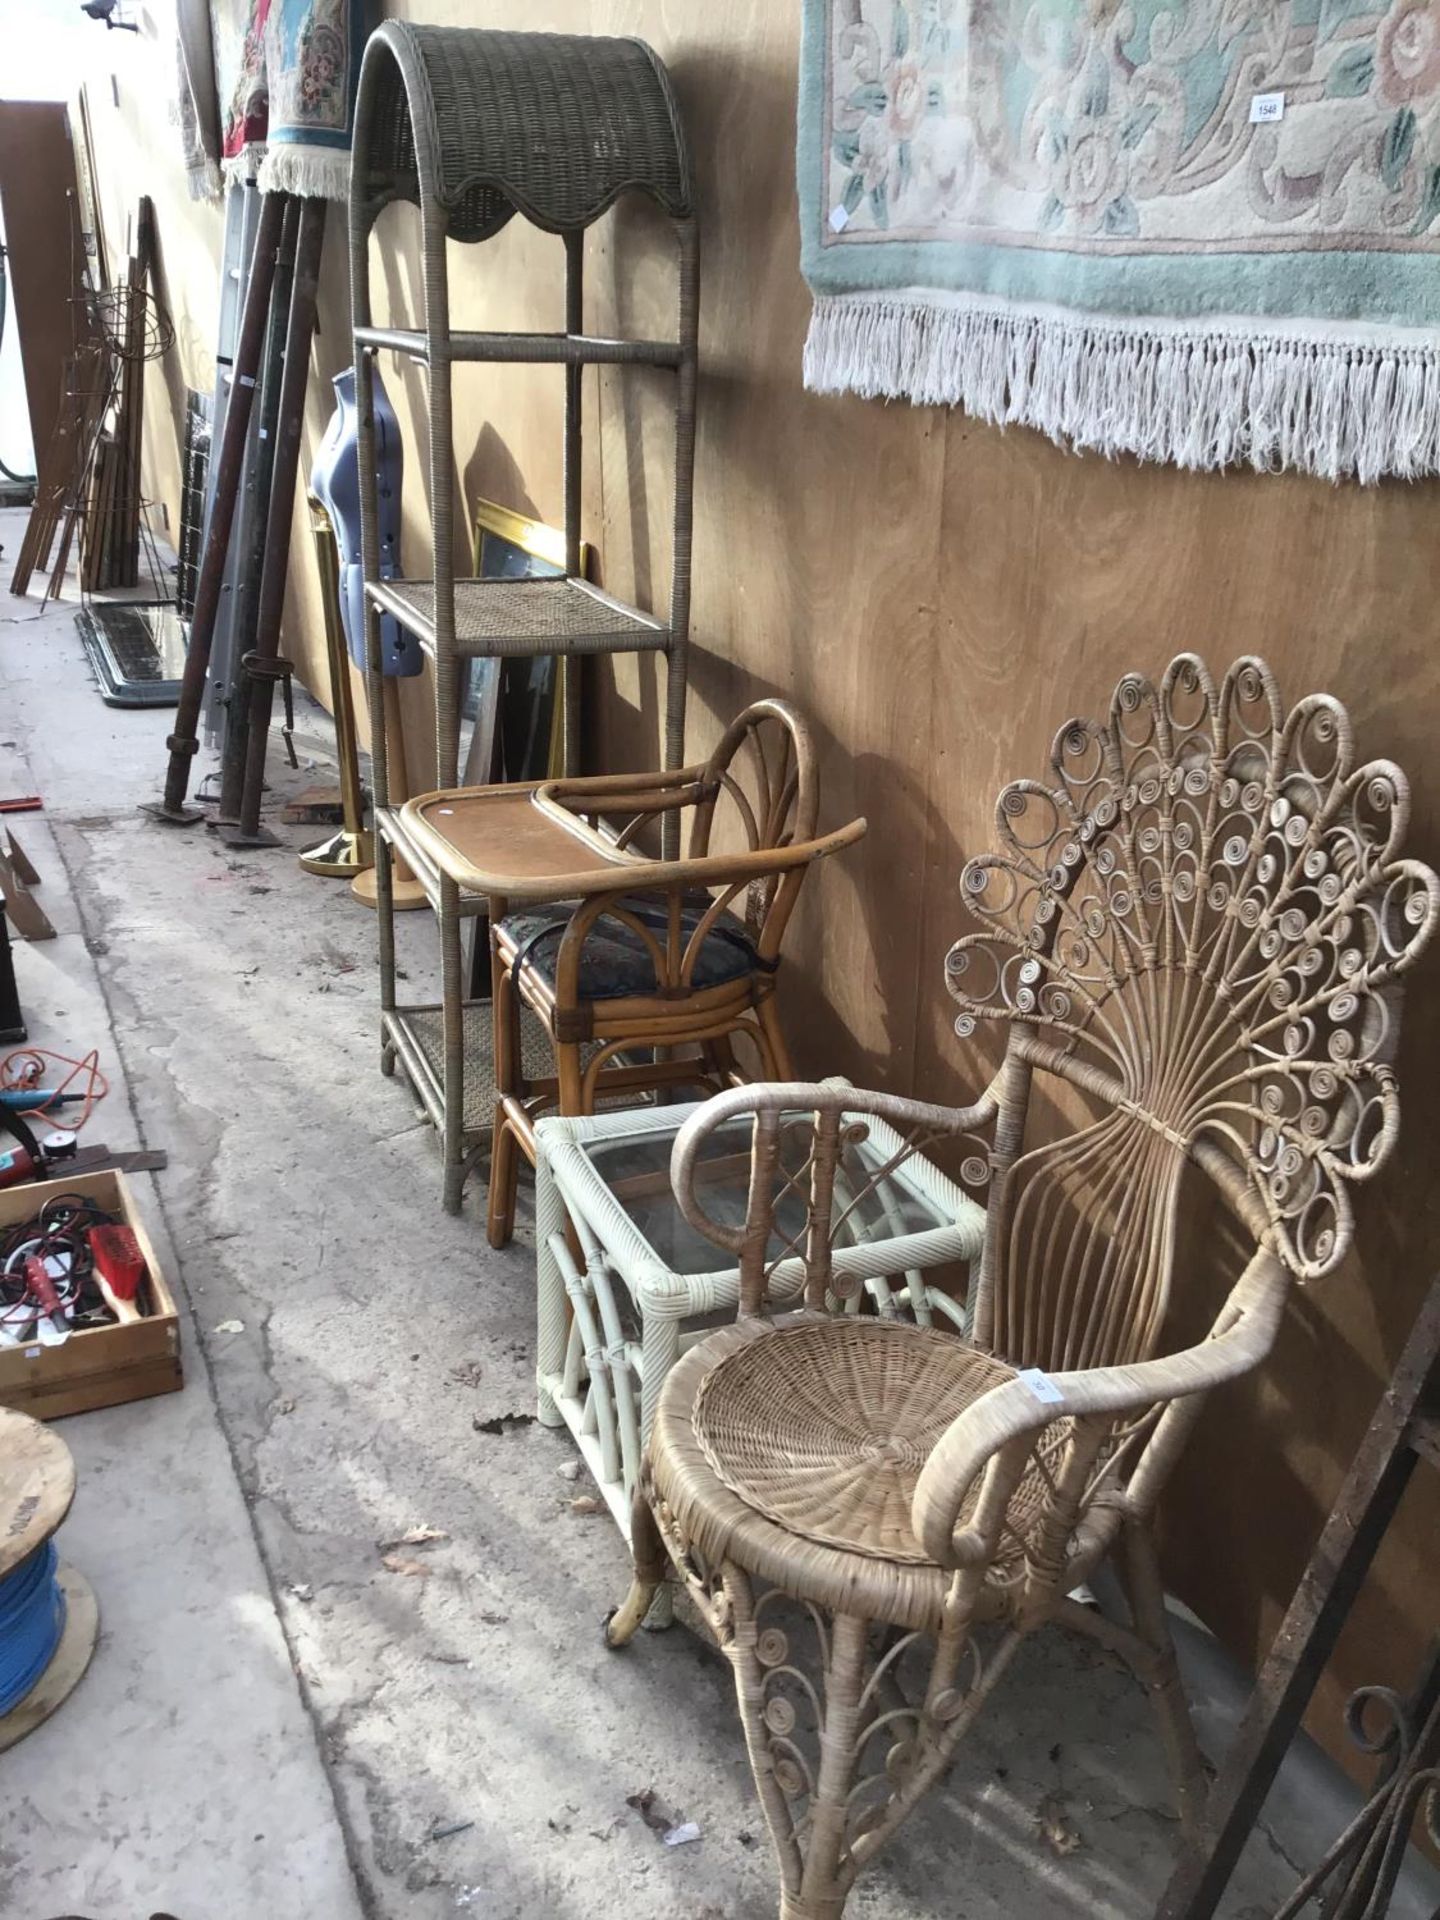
[381,1554,431,1578]
[570,1495,602,1517]
[1036,1792,1082,1856]
[377,1525,449,1551]
[626,1787,680,1836]
[213,1319,245,1334]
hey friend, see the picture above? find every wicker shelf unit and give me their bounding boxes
[349,22,701,1210]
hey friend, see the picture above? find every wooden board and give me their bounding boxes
[0,1406,74,1578]
[0,1169,182,1421]
[0,102,85,464]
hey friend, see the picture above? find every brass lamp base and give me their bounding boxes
[351,864,428,912]
[299,826,375,878]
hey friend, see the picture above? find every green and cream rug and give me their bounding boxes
[800,1,1440,480]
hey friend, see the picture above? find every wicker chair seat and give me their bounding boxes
[355,23,693,242]
[498,898,767,1002]
[648,1316,1077,1635]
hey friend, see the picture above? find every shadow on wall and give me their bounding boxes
[463,420,540,529]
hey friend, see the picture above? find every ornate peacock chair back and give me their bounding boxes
[945,655,1438,1372]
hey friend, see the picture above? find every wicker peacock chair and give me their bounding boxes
[604,655,1439,1919]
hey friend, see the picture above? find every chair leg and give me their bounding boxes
[486,959,521,1249]
[556,1036,586,1115]
[375,836,397,1077]
[439,876,465,1214]
[1117,1520,1208,1843]
[612,1499,1022,1918]
[605,1488,668,1648]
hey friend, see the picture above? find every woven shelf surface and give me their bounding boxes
[374,577,668,658]
[396,1002,552,1133]
[692,1321,1032,1565]
[396,1003,637,1133]
[354,22,693,241]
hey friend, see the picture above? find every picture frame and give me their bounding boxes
[459,498,593,789]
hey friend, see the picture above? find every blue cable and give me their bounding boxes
[0,1540,65,1715]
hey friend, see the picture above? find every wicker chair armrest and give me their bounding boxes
[911,1250,1288,1568]
[669,1080,1001,1298]
[539,817,867,901]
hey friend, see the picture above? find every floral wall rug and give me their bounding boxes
[799,0,1440,482]
[260,0,368,201]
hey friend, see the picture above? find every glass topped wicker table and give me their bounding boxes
[533,1085,986,1554]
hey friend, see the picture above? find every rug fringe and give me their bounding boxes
[257,146,352,202]
[186,158,224,203]
[803,293,1440,485]
[222,146,267,189]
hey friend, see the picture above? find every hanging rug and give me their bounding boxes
[799,1,1440,482]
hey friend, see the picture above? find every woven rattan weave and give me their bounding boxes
[350,21,701,1211]
[373,578,666,655]
[605,654,1439,1920]
[351,27,692,243]
[692,1320,1016,1564]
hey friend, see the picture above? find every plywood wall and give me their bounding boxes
[102,0,1438,1762]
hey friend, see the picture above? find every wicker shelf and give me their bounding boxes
[384,1001,614,1138]
[384,1001,558,1139]
[355,326,683,369]
[366,575,668,661]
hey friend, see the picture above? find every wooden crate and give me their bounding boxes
[0,1168,182,1420]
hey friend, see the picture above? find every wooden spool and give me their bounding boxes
[0,1406,98,1750]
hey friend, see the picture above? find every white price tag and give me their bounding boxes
[1016,1367,1064,1405]
[1249,92,1285,124]
[828,203,851,233]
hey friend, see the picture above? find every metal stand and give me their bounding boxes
[146,192,287,826]
[213,196,302,831]
[1156,1278,1440,1920]
[218,197,327,849]
[299,495,372,878]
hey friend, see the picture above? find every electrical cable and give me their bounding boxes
[0,1049,109,1129]
[0,1539,65,1716]
[0,1191,120,1341]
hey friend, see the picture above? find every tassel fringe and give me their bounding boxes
[804,292,1440,485]
[257,145,352,203]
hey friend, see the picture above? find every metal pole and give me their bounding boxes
[221,197,327,848]
[299,496,372,876]
[214,195,301,825]
[145,191,287,825]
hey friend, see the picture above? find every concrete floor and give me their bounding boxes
[0,510,1421,1920]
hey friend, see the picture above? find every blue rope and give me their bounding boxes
[0,1540,65,1715]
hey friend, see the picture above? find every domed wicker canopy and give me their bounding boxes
[351,22,694,242]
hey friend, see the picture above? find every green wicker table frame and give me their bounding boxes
[348,22,700,1208]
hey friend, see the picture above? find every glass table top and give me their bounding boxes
[578,1108,957,1277]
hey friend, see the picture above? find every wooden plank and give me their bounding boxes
[0,1405,75,1577]
[0,103,84,461]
